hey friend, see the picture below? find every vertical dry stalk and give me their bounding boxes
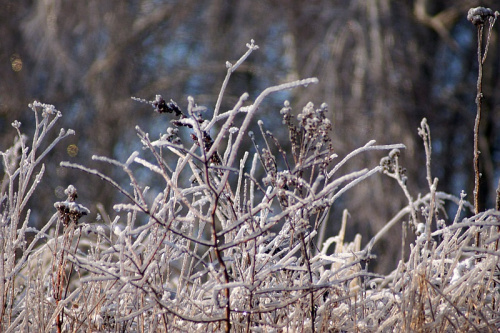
[467,7,498,215]
[496,179,500,211]
[473,18,484,216]
[52,185,88,332]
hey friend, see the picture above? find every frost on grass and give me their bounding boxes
[1,41,499,332]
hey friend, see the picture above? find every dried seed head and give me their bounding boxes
[467,7,496,25]
[152,95,183,116]
[389,149,400,159]
[54,185,89,227]
[65,184,78,202]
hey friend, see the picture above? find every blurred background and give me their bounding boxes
[1,0,499,273]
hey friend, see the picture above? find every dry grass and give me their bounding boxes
[1,36,499,333]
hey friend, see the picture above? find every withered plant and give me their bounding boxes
[1,19,499,332]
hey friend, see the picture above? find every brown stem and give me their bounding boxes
[496,178,500,211]
[211,194,231,332]
[473,25,483,217]
[300,234,316,333]
[206,162,231,332]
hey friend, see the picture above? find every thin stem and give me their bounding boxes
[473,26,483,216]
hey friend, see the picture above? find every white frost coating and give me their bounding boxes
[113,225,123,236]
[125,151,139,166]
[416,223,426,236]
[113,203,142,212]
[6,40,496,332]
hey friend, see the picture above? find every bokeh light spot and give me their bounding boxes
[55,186,65,199]
[67,144,79,157]
[10,54,22,72]
[56,165,67,177]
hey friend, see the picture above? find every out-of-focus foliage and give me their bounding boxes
[1,0,499,272]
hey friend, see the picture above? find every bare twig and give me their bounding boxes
[467,7,498,215]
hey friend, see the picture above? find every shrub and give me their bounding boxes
[1,34,499,332]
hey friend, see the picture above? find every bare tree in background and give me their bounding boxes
[1,0,499,273]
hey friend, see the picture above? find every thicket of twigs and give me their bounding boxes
[1,9,500,332]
